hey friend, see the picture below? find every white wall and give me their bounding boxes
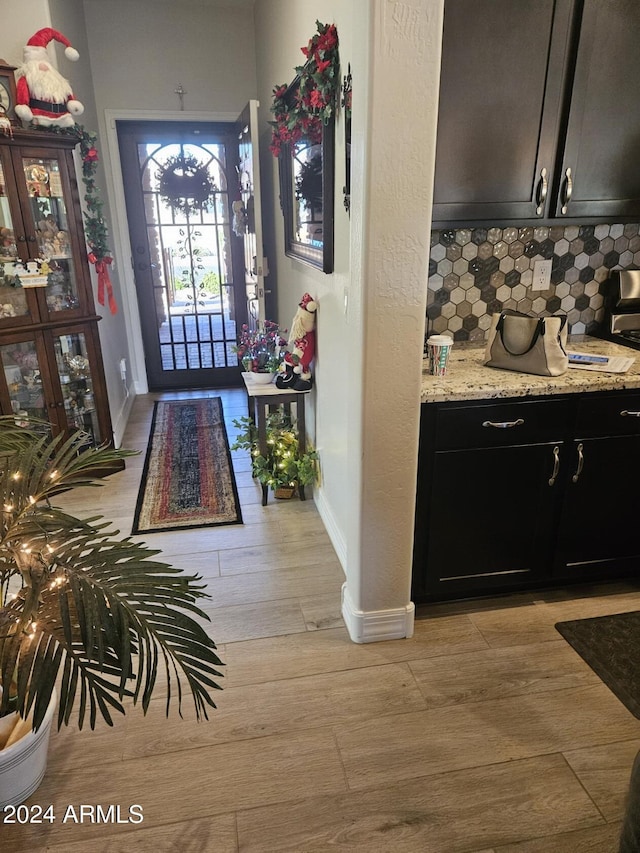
[254,0,353,566]
[0,0,51,65]
[351,0,443,637]
[254,0,443,641]
[82,0,256,113]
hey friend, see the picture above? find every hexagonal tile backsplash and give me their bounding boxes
[427,223,640,341]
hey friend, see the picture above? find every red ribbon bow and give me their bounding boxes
[88,253,117,314]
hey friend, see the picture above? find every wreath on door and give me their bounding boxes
[158,153,217,215]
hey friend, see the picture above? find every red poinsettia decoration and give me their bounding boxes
[269,21,340,157]
[233,321,288,373]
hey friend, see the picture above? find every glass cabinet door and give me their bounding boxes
[52,330,101,444]
[21,154,80,313]
[0,338,47,426]
[0,157,31,321]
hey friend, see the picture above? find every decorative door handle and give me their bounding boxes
[536,167,548,215]
[572,442,584,482]
[548,445,560,486]
[621,410,640,417]
[482,418,525,429]
[561,167,573,214]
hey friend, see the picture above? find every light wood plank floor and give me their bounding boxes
[6,388,640,852]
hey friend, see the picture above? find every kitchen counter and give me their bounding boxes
[421,336,640,403]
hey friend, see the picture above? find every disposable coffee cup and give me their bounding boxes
[426,335,453,376]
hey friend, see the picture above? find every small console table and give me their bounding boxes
[241,373,310,506]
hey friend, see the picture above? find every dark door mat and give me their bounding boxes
[556,610,640,719]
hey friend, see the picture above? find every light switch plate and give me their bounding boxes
[532,259,552,291]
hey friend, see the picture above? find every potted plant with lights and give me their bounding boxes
[231,412,318,499]
[0,417,224,807]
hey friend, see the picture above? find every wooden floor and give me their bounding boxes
[6,387,640,852]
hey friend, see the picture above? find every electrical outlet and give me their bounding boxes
[532,259,552,291]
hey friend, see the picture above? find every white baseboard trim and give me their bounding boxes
[112,388,135,449]
[313,486,347,572]
[341,583,415,644]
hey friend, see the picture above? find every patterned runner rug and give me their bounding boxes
[132,398,242,534]
[555,610,640,719]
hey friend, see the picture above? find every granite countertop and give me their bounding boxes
[421,336,640,403]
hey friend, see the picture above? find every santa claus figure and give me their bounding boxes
[15,28,84,128]
[276,293,317,391]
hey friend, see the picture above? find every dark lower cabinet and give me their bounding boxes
[423,442,562,599]
[413,391,640,602]
[554,391,640,575]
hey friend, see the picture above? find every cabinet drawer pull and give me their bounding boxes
[548,445,560,486]
[561,167,573,214]
[482,418,525,429]
[620,410,640,417]
[572,442,584,483]
[535,167,548,215]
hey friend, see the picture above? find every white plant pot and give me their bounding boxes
[249,371,275,385]
[0,690,56,808]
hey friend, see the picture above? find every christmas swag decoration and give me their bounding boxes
[157,153,217,216]
[269,21,340,157]
[42,123,117,314]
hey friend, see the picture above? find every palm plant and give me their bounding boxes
[0,417,223,736]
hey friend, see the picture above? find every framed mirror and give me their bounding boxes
[278,76,334,273]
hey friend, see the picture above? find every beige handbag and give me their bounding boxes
[484,311,569,376]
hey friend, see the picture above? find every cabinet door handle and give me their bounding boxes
[535,167,548,215]
[561,167,573,214]
[620,410,640,417]
[548,445,560,486]
[482,418,525,429]
[572,442,584,483]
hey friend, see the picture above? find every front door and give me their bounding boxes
[117,120,247,389]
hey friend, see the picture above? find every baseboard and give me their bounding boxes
[314,485,347,572]
[341,583,415,644]
[112,388,135,449]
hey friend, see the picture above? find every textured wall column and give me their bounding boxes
[342,0,444,642]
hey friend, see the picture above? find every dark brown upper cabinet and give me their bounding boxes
[432,0,640,227]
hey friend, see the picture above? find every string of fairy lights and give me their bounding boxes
[2,465,69,639]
